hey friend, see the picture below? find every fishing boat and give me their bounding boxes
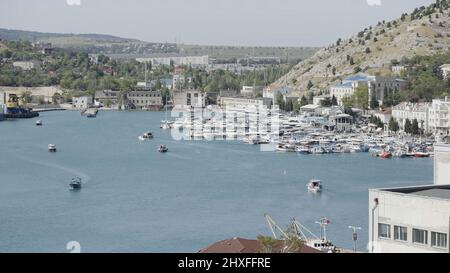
[158,145,169,153]
[36,120,43,126]
[69,177,82,191]
[307,179,323,193]
[296,146,311,154]
[48,144,57,152]
[276,144,296,152]
[414,152,430,158]
[138,132,154,141]
[379,150,392,159]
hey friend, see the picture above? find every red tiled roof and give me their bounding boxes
[199,237,322,254]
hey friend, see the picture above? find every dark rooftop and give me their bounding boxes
[378,185,450,200]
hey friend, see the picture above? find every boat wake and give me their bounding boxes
[15,155,91,184]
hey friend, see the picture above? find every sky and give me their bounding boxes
[0,0,437,47]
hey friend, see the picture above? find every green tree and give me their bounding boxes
[370,92,379,109]
[257,236,279,253]
[51,93,62,105]
[300,95,308,106]
[353,86,369,110]
[389,117,399,132]
[20,91,32,104]
[411,119,420,135]
[404,118,412,134]
[320,96,333,107]
[276,93,285,111]
[307,80,313,90]
[331,95,338,106]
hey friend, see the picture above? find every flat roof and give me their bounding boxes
[374,185,450,201]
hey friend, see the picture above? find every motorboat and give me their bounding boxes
[307,179,323,193]
[70,177,82,191]
[379,150,392,159]
[296,146,311,154]
[48,144,57,152]
[36,120,42,126]
[414,152,430,158]
[138,132,154,141]
[158,145,169,153]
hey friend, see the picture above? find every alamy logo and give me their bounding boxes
[66,241,81,253]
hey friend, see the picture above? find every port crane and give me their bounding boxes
[264,214,336,253]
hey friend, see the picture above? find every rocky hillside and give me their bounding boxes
[273,1,450,95]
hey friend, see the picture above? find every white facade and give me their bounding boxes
[13,61,38,70]
[137,56,209,67]
[368,144,450,253]
[428,98,450,136]
[392,65,407,75]
[127,90,163,109]
[72,96,93,109]
[440,64,450,80]
[219,97,269,110]
[173,90,206,108]
[369,185,450,253]
[392,102,430,131]
[313,95,330,106]
[329,74,407,106]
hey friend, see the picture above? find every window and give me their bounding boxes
[431,232,447,249]
[413,228,428,245]
[394,226,408,241]
[378,223,391,239]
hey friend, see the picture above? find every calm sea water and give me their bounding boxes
[0,111,433,253]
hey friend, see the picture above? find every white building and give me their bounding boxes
[391,65,408,75]
[219,97,270,110]
[13,61,39,70]
[368,144,450,253]
[173,90,206,108]
[428,98,450,136]
[172,75,192,89]
[440,64,450,80]
[72,96,93,109]
[127,90,163,110]
[392,102,430,131]
[136,56,209,67]
[313,95,330,106]
[329,74,407,106]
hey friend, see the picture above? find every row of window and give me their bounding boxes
[130,93,161,97]
[131,100,161,104]
[379,223,448,249]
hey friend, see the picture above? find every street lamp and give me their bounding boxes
[348,226,362,253]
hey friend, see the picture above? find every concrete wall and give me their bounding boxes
[434,144,450,186]
[369,189,450,253]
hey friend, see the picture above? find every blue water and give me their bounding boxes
[0,111,433,253]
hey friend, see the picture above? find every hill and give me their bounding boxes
[272,0,450,95]
[0,28,319,61]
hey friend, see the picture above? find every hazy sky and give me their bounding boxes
[0,0,436,47]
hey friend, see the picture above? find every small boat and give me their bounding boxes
[307,179,323,193]
[70,177,82,191]
[138,132,154,141]
[158,145,169,153]
[36,120,42,126]
[379,150,392,159]
[48,144,57,152]
[296,146,311,154]
[414,152,430,158]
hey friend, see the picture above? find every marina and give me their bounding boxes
[0,111,433,252]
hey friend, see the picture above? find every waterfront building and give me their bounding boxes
[72,96,93,110]
[373,108,392,124]
[392,102,429,131]
[263,86,290,104]
[94,90,121,106]
[219,97,270,110]
[440,64,450,80]
[173,90,206,108]
[136,55,209,67]
[332,113,353,132]
[428,98,450,136]
[127,90,163,110]
[173,74,192,89]
[136,79,173,90]
[300,104,322,115]
[329,74,407,106]
[368,144,450,253]
[241,86,263,95]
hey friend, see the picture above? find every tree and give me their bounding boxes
[350,57,355,65]
[354,66,362,74]
[412,119,420,135]
[404,118,412,134]
[20,91,32,104]
[370,91,379,109]
[331,95,338,106]
[52,92,62,105]
[332,67,336,76]
[307,80,314,90]
[276,93,285,111]
[257,235,279,253]
[300,95,308,106]
[320,96,333,107]
[353,86,369,110]
[389,117,399,132]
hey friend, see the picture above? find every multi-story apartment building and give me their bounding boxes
[392,102,430,131]
[428,98,450,136]
[127,90,163,110]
